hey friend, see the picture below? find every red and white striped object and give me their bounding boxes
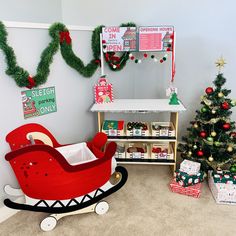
[169,178,201,198]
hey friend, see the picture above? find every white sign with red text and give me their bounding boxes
[139,26,174,51]
[102,27,137,52]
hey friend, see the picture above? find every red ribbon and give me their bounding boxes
[171,31,176,82]
[59,31,71,44]
[26,76,36,89]
[110,56,120,62]
[105,53,110,62]
[95,59,101,67]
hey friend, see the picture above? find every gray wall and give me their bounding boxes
[0,0,236,207]
[0,0,62,23]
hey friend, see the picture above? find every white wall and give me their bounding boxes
[0,0,62,23]
[0,0,236,208]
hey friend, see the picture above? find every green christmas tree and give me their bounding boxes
[178,58,236,172]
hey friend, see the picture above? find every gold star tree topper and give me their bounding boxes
[215,56,226,72]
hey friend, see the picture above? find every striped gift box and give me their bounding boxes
[169,178,202,198]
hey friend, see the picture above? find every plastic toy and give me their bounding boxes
[3,123,128,231]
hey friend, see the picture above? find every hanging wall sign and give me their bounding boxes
[94,77,113,104]
[139,26,174,51]
[21,86,57,119]
[102,27,137,52]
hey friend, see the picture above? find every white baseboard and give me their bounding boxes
[0,197,24,223]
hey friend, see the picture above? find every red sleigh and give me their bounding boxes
[4,123,128,231]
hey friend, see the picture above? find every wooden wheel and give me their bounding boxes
[40,216,57,231]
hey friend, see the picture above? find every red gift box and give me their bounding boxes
[169,178,201,198]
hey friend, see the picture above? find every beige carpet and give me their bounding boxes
[1,165,236,236]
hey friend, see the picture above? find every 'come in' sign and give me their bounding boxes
[21,86,57,119]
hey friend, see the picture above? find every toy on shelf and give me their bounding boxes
[102,120,125,136]
[126,143,148,159]
[114,142,126,159]
[4,123,128,231]
[94,75,113,104]
[151,143,174,160]
[126,122,149,136]
[151,122,175,137]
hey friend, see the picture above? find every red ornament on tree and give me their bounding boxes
[205,87,213,94]
[221,102,230,110]
[144,53,148,58]
[199,131,207,138]
[197,150,204,157]
[223,123,231,130]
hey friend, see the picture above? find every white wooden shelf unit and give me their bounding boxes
[90,99,186,173]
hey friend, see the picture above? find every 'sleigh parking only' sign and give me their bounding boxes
[21,86,57,119]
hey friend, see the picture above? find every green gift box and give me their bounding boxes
[175,169,204,187]
[212,170,236,184]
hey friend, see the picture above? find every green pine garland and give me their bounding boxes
[0,21,60,87]
[0,21,136,88]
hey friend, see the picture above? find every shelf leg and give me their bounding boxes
[170,112,179,175]
[97,112,104,132]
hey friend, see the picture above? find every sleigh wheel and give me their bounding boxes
[40,216,57,231]
[95,201,109,215]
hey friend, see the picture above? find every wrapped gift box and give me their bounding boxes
[102,120,125,136]
[175,170,204,187]
[211,170,236,184]
[180,159,201,175]
[169,178,201,198]
[208,171,236,205]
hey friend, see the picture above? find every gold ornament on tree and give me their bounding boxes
[208,156,214,162]
[211,131,217,137]
[202,97,212,106]
[227,146,233,152]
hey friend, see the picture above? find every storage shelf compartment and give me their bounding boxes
[116,158,175,164]
[108,136,176,141]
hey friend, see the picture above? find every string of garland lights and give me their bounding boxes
[128,52,169,64]
[0,21,136,88]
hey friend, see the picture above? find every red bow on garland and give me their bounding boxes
[95,59,101,66]
[26,76,36,89]
[59,31,71,44]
